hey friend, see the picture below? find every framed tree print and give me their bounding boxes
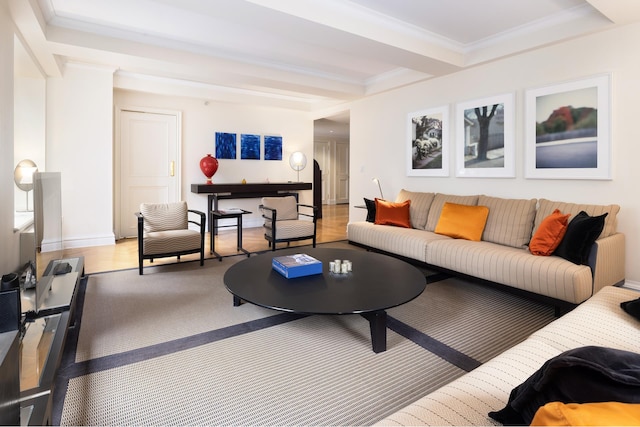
[407,106,449,176]
[525,74,611,180]
[455,93,515,178]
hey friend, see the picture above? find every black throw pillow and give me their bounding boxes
[621,297,640,321]
[488,346,640,426]
[553,211,607,265]
[364,198,376,223]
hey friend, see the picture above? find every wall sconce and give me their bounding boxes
[372,177,384,200]
[14,159,38,211]
[289,151,307,182]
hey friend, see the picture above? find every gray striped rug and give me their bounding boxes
[54,244,555,426]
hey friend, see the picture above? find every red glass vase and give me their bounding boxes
[200,154,219,183]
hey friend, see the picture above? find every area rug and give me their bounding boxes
[53,242,556,426]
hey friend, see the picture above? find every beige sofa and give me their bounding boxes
[348,190,625,310]
[375,285,640,426]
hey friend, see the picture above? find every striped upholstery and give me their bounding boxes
[478,195,537,248]
[261,196,298,220]
[143,229,202,256]
[264,219,315,240]
[347,222,450,263]
[376,286,640,426]
[395,189,435,230]
[137,201,205,274]
[425,194,479,232]
[426,239,594,304]
[533,199,620,239]
[140,202,188,233]
[260,196,317,250]
[347,191,625,305]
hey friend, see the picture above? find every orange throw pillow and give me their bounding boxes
[434,202,489,241]
[531,401,640,426]
[529,209,570,256]
[374,198,411,228]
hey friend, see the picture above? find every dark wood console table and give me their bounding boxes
[191,182,312,234]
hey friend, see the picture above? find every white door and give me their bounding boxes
[118,109,180,238]
[335,141,349,204]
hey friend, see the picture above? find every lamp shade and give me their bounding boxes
[14,159,38,192]
[289,152,307,182]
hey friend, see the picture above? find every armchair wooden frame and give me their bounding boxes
[135,208,206,275]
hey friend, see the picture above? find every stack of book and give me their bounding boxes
[272,254,323,279]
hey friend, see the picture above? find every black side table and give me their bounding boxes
[210,209,252,260]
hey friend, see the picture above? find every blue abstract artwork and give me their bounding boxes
[264,135,283,161]
[241,134,261,160]
[215,132,237,159]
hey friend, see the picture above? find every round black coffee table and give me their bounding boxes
[224,247,426,353]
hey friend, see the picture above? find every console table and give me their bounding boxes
[191,182,312,234]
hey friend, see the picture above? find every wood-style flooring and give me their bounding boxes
[52,204,349,275]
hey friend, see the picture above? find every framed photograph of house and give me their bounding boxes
[525,74,611,180]
[455,93,515,178]
[407,106,449,176]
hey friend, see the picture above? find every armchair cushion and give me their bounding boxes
[140,201,188,232]
[143,229,202,256]
[261,196,298,220]
[264,220,315,240]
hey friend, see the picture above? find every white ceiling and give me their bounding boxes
[10,0,640,112]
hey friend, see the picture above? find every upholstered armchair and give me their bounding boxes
[136,201,206,274]
[259,196,317,251]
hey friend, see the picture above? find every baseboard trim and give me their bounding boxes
[623,280,640,291]
[63,234,116,249]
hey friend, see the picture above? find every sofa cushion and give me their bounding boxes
[395,189,435,230]
[529,209,570,256]
[478,195,537,248]
[554,211,607,265]
[533,199,619,239]
[425,193,479,232]
[435,202,489,241]
[374,198,411,228]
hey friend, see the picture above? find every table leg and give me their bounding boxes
[233,295,242,306]
[237,215,250,257]
[361,310,387,353]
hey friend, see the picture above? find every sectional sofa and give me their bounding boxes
[347,190,625,312]
[375,284,640,426]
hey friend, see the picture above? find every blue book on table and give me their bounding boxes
[272,254,323,278]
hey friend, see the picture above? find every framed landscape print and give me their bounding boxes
[407,106,449,176]
[455,93,515,178]
[525,74,611,180]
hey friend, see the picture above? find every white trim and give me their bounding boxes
[62,233,116,249]
[623,280,640,291]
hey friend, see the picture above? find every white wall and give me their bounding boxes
[14,75,45,211]
[46,63,116,248]
[0,5,20,275]
[350,22,640,283]
[114,90,315,228]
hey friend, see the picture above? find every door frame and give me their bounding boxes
[114,105,183,239]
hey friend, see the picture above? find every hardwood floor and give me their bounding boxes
[53,204,349,275]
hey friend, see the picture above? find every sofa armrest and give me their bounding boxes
[590,233,625,294]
